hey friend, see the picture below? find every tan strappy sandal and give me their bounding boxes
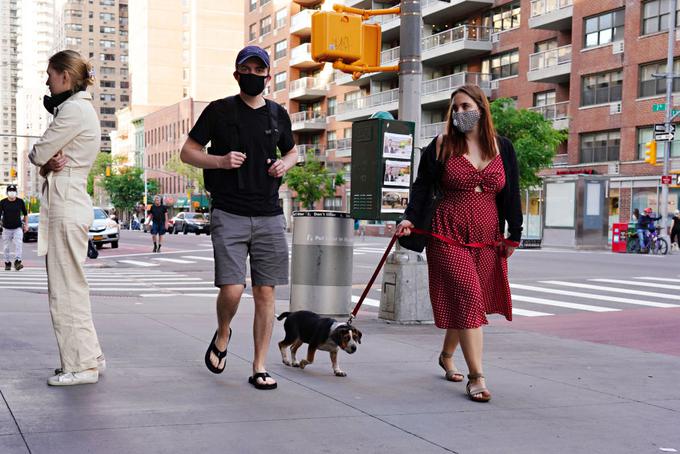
[438,352,464,382]
[466,373,492,402]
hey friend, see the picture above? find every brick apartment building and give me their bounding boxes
[246,0,680,240]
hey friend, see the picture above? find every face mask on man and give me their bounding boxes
[452,110,481,134]
[7,191,17,198]
[237,73,267,97]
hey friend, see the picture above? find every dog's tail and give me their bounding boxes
[276,312,291,321]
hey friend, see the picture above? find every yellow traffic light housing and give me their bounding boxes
[10,167,17,178]
[105,165,111,176]
[644,140,657,165]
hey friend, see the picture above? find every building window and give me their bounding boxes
[65,37,82,46]
[120,81,129,89]
[639,59,680,97]
[260,0,271,5]
[100,66,115,75]
[121,95,129,103]
[274,71,287,91]
[274,39,287,60]
[580,130,620,163]
[249,23,257,41]
[101,120,116,128]
[120,55,128,64]
[101,39,116,48]
[260,16,271,36]
[100,53,116,61]
[100,107,116,115]
[534,38,557,53]
[638,127,680,159]
[642,0,680,35]
[323,197,343,210]
[482,1,520,32]
[482,49,519,79]
[581,70,623,106]
[100,0,115,5]
[100,80,115,88]
[533,90,556,107]
[275,8,287,29]
[100,26,115,34]
[249,0,257,12]
[327,97,337,116]
[100,12,115,21]
[64,23,82,32]
[584,9,624,48]
[100,94,116,102]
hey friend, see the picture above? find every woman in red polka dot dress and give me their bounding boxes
[397,84,522,403]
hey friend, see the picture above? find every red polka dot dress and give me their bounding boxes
[427,153,512,329]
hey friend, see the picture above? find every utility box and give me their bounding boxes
[311,11,363,63]
[350,118,415,222]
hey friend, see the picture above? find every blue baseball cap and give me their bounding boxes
[236,46,270,68]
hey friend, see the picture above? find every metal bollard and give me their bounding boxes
[290,211,354,316]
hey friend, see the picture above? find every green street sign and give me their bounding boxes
[673,109,680,116]
[653,103,666,112]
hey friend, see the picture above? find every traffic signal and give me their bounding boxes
[10,167,16,178]
[105,165,111,176]
[312,11,363,64]
[644,140,657,165]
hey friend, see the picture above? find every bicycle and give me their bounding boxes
[626,228,668,255]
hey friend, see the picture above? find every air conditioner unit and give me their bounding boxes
[609,101,622,114]
[607,162,620,175]
[612,41,624,54]
[490,79,500,90]
[491,33,500,43]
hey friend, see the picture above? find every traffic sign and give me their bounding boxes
[669,124,677,134]
[653,103,666,112]
[661,175,673,184]
[654,123,667,132]
[655,132,675,141]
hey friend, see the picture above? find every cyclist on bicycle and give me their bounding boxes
[637,207,661,250]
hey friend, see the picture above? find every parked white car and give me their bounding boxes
[88,207,120,249]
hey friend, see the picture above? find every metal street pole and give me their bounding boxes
[660,0,677,237]
[379,0,433,324]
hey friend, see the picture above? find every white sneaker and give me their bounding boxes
[54,356,106,376]
[47,369,99,386]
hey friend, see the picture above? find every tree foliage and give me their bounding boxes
[490,98,568,189]
[87,152,111,196]
[165,153,205,193]
[101,166,146,214]
[283,151,345,210]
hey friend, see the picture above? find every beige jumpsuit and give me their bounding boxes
[29,91,103,373]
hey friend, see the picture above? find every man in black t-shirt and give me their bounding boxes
[0,185,28,270]
[180,45,297,390]
[146,195,168,253]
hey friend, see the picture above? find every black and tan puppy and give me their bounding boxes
[277,310,362,377]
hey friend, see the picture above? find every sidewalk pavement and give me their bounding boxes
[1,288,679,454]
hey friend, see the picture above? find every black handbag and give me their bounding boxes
[398,141,443,253]
[87,239,99,259]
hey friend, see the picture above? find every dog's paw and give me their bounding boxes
[291,361,300,368]
[299,360,310,369]
[282,359,291,366]
[334,370,347,377]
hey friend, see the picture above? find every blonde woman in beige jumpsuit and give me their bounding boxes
[29,50,105,386]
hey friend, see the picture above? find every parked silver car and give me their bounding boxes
[88,207,120,248]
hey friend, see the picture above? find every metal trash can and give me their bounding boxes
[290,211,353,316]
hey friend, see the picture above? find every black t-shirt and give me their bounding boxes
[188,96,295,216]
[148,204,167,224]
[0,198,27,229]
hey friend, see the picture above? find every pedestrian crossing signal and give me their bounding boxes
[644,140,657,165]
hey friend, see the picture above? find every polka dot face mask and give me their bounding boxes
[452,110,481,134]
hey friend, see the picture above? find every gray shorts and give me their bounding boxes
[210,209,289,287]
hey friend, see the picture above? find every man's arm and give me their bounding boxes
[180,137,245,170]
[21,200,28,232]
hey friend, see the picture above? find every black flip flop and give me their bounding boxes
[204,328,231,374]
[248,372,277,390]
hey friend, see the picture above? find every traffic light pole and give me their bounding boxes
[659,0,677,237]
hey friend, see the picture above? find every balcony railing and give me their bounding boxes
[422,25,493,52]
[530,0,573,17]
[422,72,492,96]
[290,8,314,34]
[290,111,327,124]
[529,44,572,71]
[528,101,569,121]
[337,89,399,114]
[290,43,313,64]
[289,76,326,92]
[381,46,400,65]
[297,144,326,161]
[421,122,446,140]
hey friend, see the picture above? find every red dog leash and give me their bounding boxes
[347,229,519,324]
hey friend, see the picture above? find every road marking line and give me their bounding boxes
[353,252,366,256]
[541,280,680,301]
[133,278,203,281]
[512,294,619,312]
[512,308,553,317]
[94,248,213,260]
[140,294,180,298]
[152,258,195,264]
[182,256,214,262]
[633,276,680,283]
[351,295,380,307]
[510,283,678,308]
[590,278,680,291]
[118,260,159,267]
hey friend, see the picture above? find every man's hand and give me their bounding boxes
[218,152,247,169]
[23,224,29,233]
[267,159,288,178]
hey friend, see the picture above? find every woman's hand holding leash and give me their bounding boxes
[396,220,414,237]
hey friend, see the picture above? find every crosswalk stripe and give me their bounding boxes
[353,252,366,256]
[152,258,194,264]
[182,256,214,262]
[590,279,680,291]
[512,308,553,317]
[118,260,158,267]
[132,278,203,282]
[634,277,680,283]
[351,295,380,307]
[512,294,620,312]
[541,280,680,301]
[510,283,678,308]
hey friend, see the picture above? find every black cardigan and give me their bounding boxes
[403,135,523,243]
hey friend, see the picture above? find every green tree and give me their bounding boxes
[101,166,146,215]
[87,152,112,196]
[165,154,205,193]
[490,98,568,189]
[283,151,345,210]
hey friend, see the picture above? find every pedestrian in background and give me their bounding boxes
[396,84,522,403]
[0,185,28,271]
[28,49,105,386]
[147,195,168,252]
[670,210,680,250]
[180,45,297,390]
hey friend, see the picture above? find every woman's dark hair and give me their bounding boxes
[442,84,497,162]
[48,50,95,92]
